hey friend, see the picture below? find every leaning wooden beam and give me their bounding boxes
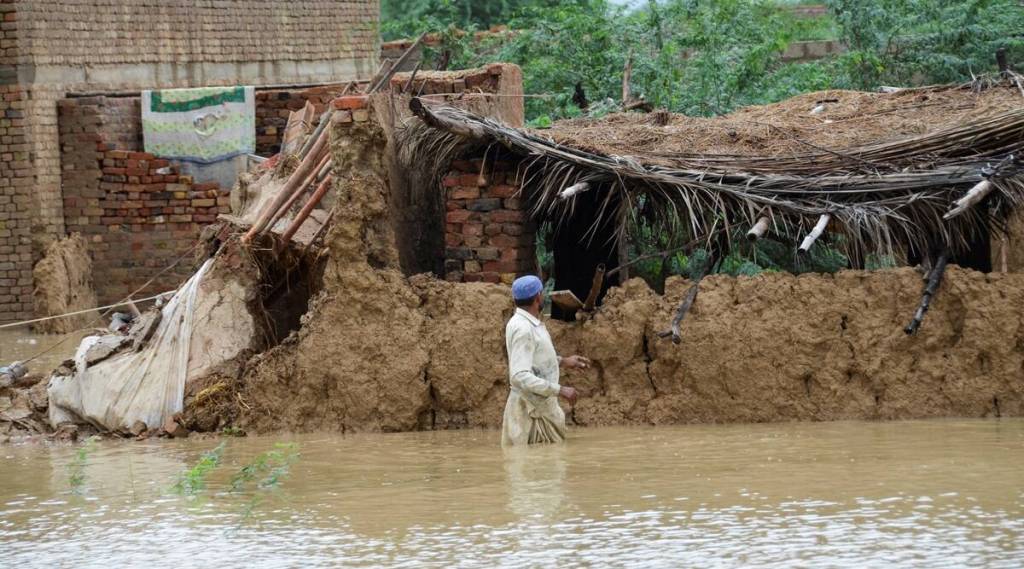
[279,175,334,246]
[582,264,606,312]
[559,182,591,200]
[905,249,950,335]
[944,179,994,220]
[409,98,488,139]
[746,216,770,241]
[369,33,425,94]
[798,213,831,252]
[298,109,333,159]
[267,150,331,232]
[243,131,330,241]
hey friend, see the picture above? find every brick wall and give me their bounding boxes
[442,159,536,284]
[59,96,228,304]
[15,1,379,68]
[0,0,379,323]
[0,84,32,320]
[255,84,349,156]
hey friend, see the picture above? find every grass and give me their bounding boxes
[171,442,226,496]
[67,435,101,494]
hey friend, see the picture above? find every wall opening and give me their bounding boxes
[545,187,622,321]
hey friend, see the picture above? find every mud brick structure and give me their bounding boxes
[442,160,536,284]
[0,0,378,322]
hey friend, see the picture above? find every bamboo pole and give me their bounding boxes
[944,179,994,219]
[369,33,426,93]
[279,175,334,246]
[243,132,329,241]
[409,98,488,139]
[746,216,770,241]
[799,214,831,252]
[266,150,331,231]
[559,182,591,200]
[298,109,333,159]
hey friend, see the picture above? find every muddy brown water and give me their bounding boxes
[0,328,89,375]
[1,420,1022,568]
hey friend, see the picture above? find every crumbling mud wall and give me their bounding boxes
[186,98,1024,435]
[31,234,99,334]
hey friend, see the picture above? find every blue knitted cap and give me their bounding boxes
[511,275,543,301]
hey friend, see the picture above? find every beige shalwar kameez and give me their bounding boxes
[501,308,566,446]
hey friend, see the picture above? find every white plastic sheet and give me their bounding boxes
[48,259,214,431]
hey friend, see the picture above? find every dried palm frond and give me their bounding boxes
[402,80,1024,263]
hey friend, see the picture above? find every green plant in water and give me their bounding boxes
[230,443,300,492]
[171,441,226,495]
[230,443,301,525]
[67,435,100,494]
[221,426,246,437]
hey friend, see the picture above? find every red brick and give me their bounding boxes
[442,175,460,187]
[448,186,478,200]
[445,209,474,224]
[482,260,515,273]
[463,223,484,236]
[445,232,463,247]
[460,174,487,187]
[488,184,519,198]
[501,247,535,262]
[490,209,525,223]
[332,95,368,110]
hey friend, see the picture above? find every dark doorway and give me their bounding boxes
[549,189,621,321]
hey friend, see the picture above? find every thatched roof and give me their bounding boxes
[405,77,1024,262]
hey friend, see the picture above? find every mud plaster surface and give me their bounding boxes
[193,110,1024,434]
[31,234,98,334]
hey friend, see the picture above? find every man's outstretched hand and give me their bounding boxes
[559,386,578,404]
[561,355,591,370]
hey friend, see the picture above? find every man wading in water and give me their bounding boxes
[502,275,590,446]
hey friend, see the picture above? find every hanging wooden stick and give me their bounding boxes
[905,249,949,335]
[799,213,831,252]
[657,277,702,345]
[582,264,606,312]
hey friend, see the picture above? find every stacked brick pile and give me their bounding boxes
[255,84,350,155]
[442,160,536,284]
[389,64,525,128]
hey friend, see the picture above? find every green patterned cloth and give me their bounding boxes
[142,86,255,164]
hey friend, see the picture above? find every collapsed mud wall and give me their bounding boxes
[185,99,1023,434]
[31,234,99,334]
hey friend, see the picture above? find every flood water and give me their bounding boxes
[0,328,89,375]
[1,420,1021,568]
